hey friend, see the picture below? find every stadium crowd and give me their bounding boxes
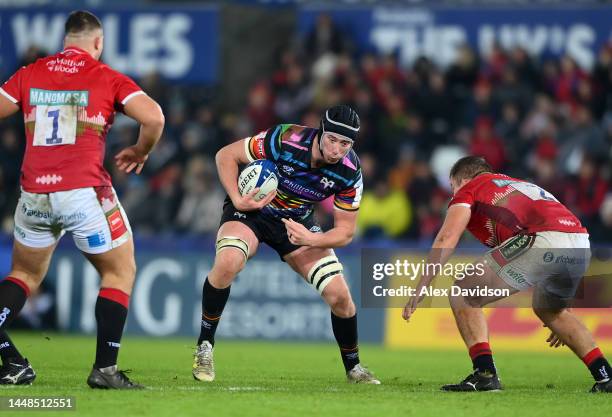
[1,15,612,243]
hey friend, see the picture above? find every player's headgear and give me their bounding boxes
[320,105,360,142]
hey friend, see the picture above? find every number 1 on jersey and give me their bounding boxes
[33,105,78,147]
[46,109,62,144]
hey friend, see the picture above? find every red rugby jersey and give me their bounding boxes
[0,47,144,192]
[449,173,586,247]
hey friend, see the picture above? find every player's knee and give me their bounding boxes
[533,307,563,324]
[210,250,245,284]
[327,290,355,317]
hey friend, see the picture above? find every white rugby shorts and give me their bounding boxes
[14,186,131,254]
[484,231,591,299]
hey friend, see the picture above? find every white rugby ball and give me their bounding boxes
[238,159,279,201]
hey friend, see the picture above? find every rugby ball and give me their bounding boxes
[238,160,279,201]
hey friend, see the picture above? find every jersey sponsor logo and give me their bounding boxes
[543,252,554,263]
[233,212,246,219]
[0,342,9,349]
[45,58,86,74]
[558,219,577,227]
[29,88,89,106]
[87,232,106,248]
[106,342,121,348]
[281,178,326,200]
[309,225,322,233]
[35,174,63,185]
[0,307,11,327]
[320,177,335,190]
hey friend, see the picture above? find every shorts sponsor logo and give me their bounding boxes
[554,255,586,265]
[87,232,106,248]
[0,307,11,327]
[504,267,528,285]
[500,234,534,261]
[543,252,554,263]
[23,207,51,219]
[59,212,87,222]
[21,205,86,222]
[14,226,26,239]
[107,210,128,240]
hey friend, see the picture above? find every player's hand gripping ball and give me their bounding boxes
[238,160,279,201]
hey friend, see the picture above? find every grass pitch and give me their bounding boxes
[1,332,609,416]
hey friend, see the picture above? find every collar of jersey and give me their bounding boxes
[61,46,89,56]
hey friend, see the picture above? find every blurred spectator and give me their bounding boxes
[246,83,277,133]
[357,180,412,239]
[469,117,507,171]
[2,14,612,243]
[304,13,347,60]
[564,156,608,231]
[176,156,224,234]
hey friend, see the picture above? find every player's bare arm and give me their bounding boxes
[282,207,357,248]
[215,139,276,212]
[115,94,165,174]
[0,91,19,119]
[403,204,471,321]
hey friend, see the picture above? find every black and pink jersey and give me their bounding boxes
[244,124,363,220]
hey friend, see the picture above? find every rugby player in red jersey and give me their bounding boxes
[403,156,612,393]
[0,11,164,389]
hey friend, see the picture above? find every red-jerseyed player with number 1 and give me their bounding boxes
[0,10,164,389]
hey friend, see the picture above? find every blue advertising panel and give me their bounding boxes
[299,6,612,69]
[0,7,219,83]
[0,239,384,343]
